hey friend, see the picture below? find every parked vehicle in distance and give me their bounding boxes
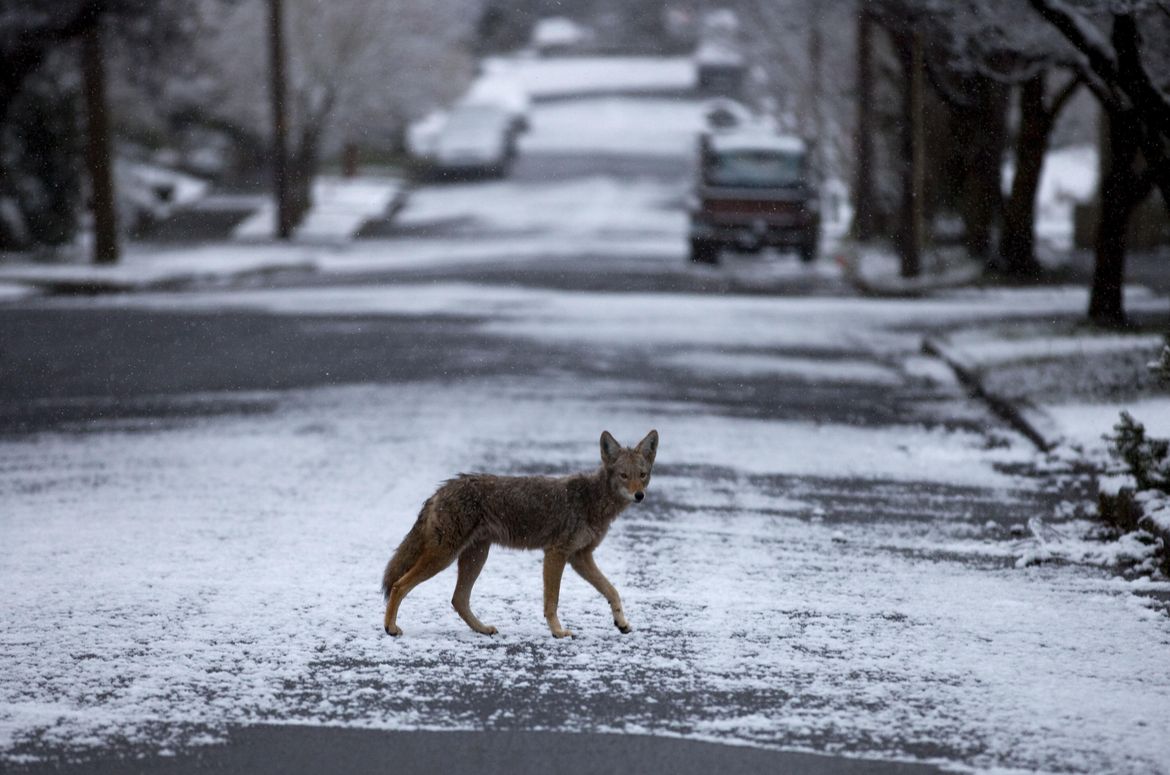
[406,110,448,161]
[688,130,820,264]
[702,98,753,131]
[431,105,516,178]
[460,75,531,136]
[694,8,745,97]
[694,41,746,97]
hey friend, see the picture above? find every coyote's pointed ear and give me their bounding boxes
[636,429,658,465]
[600,430,622,465]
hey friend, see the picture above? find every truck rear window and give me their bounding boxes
[705,150,804,188]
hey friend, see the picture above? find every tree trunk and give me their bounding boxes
[286,141,316,229]
[267,0,293,239]
[1001,75,1048,278]
[81,23,118,265]
[898,29,924,278]
[961,78,1008,263]
[1089,108,1141,326]
[852,5,876,241]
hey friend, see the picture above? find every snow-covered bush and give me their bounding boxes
[1149,345,1170,385]
[1108,412,1170,495]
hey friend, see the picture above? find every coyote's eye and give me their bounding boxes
[620,473,628,480]
[641,473,648,480]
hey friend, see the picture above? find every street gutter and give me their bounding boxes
[921,335,1060,453]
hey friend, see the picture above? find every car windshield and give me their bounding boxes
[705,149,805,188]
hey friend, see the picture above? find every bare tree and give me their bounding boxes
[1001,71,1081,278]
[81,19,117,263]
[1026,0,1170,325]
[854,3,878,241]
[738,0,856,180]
[179,0,480,234]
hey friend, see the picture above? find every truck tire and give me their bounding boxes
[799,238,818,264]
[690,238,719,265]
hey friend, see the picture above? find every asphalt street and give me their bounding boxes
[13,728,939,775]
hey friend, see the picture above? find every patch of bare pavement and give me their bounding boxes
[10,728,938,775]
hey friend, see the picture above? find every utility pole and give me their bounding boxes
[81,20,118,264]
[853,2,875,241]
[268,0,292,240]
[901,27,924,278]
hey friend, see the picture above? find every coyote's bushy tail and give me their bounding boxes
[382,511,428,599]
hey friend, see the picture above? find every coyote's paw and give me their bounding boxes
[616,620,632,634]
[476,625,498,636]
[384,624,403,637]
[550,628,575,639]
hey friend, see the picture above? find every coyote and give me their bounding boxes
[382,430,658,638]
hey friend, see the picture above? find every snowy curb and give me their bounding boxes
[0,256,318,296]
[1097,478,1170,575]
[921,334,1062,452]
[0,282,42,303]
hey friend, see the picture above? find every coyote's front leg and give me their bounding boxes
[543,550,573,638]
[570,550,631,633]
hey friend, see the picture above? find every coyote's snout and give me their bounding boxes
[381,429,658,638]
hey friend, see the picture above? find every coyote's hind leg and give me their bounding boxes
[452,540,497,635]
[384,547,456,636]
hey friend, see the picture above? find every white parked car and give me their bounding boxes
[406,110,449,161]
[460,75,531,136]
[115,161,209,234]
[432,105,516,178]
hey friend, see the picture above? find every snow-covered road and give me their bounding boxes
[3,56,1170,773]
[3,280,1170,772]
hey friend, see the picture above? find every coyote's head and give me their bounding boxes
[600,429,658,503]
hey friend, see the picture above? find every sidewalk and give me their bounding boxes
[0,244,317,295]
[0,177,409,296]
[233,177,407,243]
[924,315,1170,573]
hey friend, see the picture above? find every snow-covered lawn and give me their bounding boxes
[3,282,1170,771]
[1047,399,1170,458]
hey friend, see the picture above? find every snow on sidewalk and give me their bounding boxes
[0,282,39,302]
[937,321,1168,457]
[234,176,405,243]
[0,244,316,293]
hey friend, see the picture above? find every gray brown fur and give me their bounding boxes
[382,429,658,639]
